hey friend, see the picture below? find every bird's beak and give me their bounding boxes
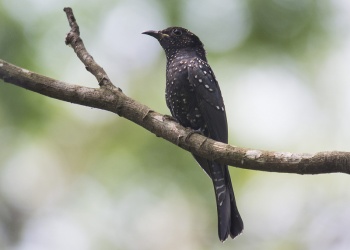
[142,30,168,40]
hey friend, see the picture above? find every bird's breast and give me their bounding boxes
[165,58,204,129]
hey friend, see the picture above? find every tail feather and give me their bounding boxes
[193,154,243,241]
[216,185,231,241]
[225,167,244,239]
[211,162,243,241]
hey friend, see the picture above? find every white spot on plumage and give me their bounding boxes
[214,178,225,182]
[198,79,202,83]
[215,184,225,190]
[217,190,225,203]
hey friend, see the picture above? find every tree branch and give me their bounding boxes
[0,7,349,175]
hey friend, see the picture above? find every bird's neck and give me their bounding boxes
[165,47,207,65]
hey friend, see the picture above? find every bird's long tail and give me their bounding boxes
[210,162,244,241]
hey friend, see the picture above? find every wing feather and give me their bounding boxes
[187,59,228,143]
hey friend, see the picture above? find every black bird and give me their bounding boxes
[143,27,243,241]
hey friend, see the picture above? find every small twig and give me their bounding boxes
[64,7,80,35]
[63,7,118,90]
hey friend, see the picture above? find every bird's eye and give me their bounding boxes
[172,29,182,36]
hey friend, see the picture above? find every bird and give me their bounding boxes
[143,27,243,241]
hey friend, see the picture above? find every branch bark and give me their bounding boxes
[0,7,349,175]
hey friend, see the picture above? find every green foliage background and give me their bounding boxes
[1,0,350,249]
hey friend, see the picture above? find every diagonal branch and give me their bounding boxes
[0,7,349,175]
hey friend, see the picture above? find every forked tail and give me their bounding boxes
[211,162,244,241]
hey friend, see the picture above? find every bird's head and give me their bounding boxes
[142,27,204,51]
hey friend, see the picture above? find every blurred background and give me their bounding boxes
[1,0,350,249]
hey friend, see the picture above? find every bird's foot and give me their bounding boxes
[185,129,203,142]
[163,115,178,122]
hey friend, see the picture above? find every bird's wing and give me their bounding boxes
[187,59,228,143]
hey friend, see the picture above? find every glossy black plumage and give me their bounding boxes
[143,27,243,241]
